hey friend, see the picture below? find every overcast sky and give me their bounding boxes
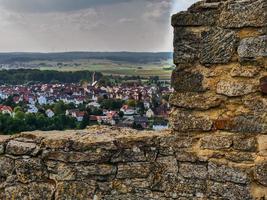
[0,0,197,52]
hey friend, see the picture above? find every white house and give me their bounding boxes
[27,104,38,113]
[45,109,55,118]
[146,108,154,118]
[38,96,47,105]
[87,102,101,108]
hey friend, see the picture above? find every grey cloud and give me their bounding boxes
[0,0,133,13]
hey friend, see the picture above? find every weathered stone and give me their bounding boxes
[170,109,213,132]
[172,69,206,92]
[172,10,219,27]
[156,156,178,174]
[159,136,197,155]
[15,158,47,183]
[254,162,267,186]
[55,181,96,200]
[6,140,37,156]
[0,144,4,155]
[216,80,257,97]
[260,76,267,94]
[179,163,208,180]
[230,65,259,77]
[42,150,111,163]
[165,175,207,198]
[0,156,14,177]
[243,94,267,113]
[5,182,55,200]
[110,148,146,163]
[173,27,201,64]
[117,162,151,179]
[201,135,232,150]
[169,92,225,110]
[75,164,117,179]
[225,152,255,163]
[46,161,76,181]
[258,135,267,156]
[230,115,267,134]
[238,36,267,59]
[207,181,252,200]
[233,136,257,152]
[219,0,266,28]
[208,161,250,184]
[175,151,198,162]
[200,28,236,65]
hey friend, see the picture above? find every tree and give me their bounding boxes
[53,101,66,115]
[126,99,136,107]
[118,111,124,118]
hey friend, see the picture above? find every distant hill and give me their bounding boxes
[0,52,172,64]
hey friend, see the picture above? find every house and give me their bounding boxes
[120,105,135,116]
[45,109,55,118]
[74,111,85,122]
[87,102,101,108]
[13,96,22,104]
[38,96,47,105]
[66,109,85,122]
[0,105,13,115]
[27,104,38,114]
[146,109,154,118]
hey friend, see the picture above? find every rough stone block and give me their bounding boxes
[230,115,267,134]
[110,148,146,163]
[219,0,266,28]
[5,182,55,200]
[258,135,267,156]
[216,80,257,97]
[156,156,178,174]
[225,152,255,163]
[230,65,259,77]
[15,158,48,183]
[200,135,232,150]
[55,181,96,200]
[117,162,151,179]
[165,175,207,198]
[169,92,225,110]
[233,136,257,152]
[200,28,236,65]
[238,36,267,58]
[175,151,198,162]
[0,156,14,177]
[254,162,267,186]
[172,10,219,27]
[173,27,201,64]
[6,140,37,156]
[208,161,250,184]
[207,181,252,200]
[243,94,267,113]
[42,150,111,163]
[170,109,213,132]
[172,69,206,92]
[179,163,208,180]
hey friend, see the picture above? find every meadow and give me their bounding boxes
[38,59,173,80]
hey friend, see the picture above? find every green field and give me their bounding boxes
[36,59,173,80]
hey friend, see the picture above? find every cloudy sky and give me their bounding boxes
[0,0,197,52]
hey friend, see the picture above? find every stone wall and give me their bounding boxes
[170,0,267,199]
[0,0,266,199]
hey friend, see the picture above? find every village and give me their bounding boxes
[0,79,172,133]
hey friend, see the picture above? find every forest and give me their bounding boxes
[0,69,103,84]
